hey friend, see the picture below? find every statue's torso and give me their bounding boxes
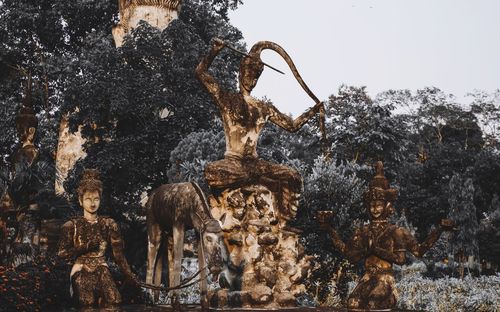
[219,92,269,159]
[71,217,114,271]
[361,223,399,270]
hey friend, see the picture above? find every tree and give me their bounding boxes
[391,88,485,236]
[0,0,246,307]
[469,89,500,149]
[448,174,479,262]
[326,85,408,169]
[295,157,368,303]
[167,121,225,190]
[478,194,500,267]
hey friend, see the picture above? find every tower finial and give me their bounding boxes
[113,0,183,47]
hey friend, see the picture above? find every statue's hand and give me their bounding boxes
[212,38,226,51]
[314,101,325,113]
[86,240,101,253]
[440,219,455,231]
[124,273,140,288]
[316,210,334,230]
[99,241,107,253]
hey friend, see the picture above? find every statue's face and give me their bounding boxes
[79,190,101,215]
[0,193,13,211]
[18,126,36,144]
[369,200,386,220]
[239,56,264,93]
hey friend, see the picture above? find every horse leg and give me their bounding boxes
[171,223,184,308]
[153,244,164,303]
[147,220,162,303]
[198,239,209,311]
[167,234,174,290]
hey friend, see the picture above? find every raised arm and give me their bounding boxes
[401,219,454,257]
[195,38,225,104]
[269,101,323,133]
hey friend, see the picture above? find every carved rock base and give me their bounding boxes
[208,185,310,308]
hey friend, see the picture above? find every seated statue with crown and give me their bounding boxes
[318,161,455,310]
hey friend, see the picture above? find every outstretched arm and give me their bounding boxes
[108,219,137,282]
[195,38,225,105]
[403,219,454,257]
[269,101,323,133]
[318,211,366,263]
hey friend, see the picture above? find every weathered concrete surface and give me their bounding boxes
[208,185,311,308]
[54,115,86,195]
[113,0,182,47]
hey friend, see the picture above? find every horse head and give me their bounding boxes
[201,219,228,281]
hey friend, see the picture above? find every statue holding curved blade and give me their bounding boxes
[196,38,324,218]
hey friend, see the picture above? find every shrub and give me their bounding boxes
[396,274,500,311]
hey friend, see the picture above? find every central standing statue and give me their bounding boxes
[58,169,138,308]
[195,39,321,307]
[196,38,323,217]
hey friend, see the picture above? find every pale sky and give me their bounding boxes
[229,0,500,116]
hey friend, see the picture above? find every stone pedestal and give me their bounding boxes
[208,185,311,308]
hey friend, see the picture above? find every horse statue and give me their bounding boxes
[145,182,228,307]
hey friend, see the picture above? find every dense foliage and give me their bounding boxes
[395,264,500,311]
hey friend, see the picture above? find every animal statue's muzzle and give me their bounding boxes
[209,265,223,280]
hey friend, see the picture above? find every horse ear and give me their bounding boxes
[205,219,222,233]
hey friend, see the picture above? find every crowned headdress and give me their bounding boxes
[77,169,103,197]
[363,161,398,205]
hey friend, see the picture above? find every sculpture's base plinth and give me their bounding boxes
[208,184,311,309]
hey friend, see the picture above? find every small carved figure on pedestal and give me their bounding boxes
[6,88,41,266]
[14,105,38,166]
[57,169,138,308]
[318,161,454,310]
